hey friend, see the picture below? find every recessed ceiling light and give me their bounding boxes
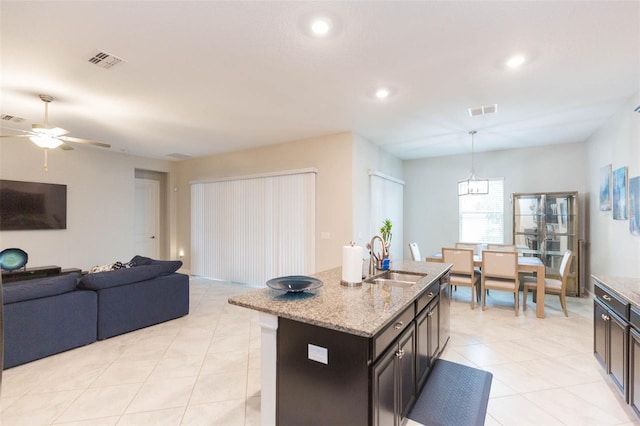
[311,18,331,36]
[506,55,526,69]
[375,88,391,99]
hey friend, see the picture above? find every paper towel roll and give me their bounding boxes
[342,243,364,286]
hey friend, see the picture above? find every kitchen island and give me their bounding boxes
[228,260,451,425]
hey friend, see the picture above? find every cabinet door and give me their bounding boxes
[594,299,608,368]
[415,306,431,391]
[630,328,640,416]
[439,281,450,353]
[398,323,416,420]
[609,310,629,400]
[428,302,440,362]
[513,194,543,257]
[372,343,398,426]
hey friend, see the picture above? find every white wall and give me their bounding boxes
[0,139,174,270]
[403,142,587,261]
[586,94,640,282]
[352,133,404,250]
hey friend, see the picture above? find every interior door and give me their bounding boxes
[135,178,160,258]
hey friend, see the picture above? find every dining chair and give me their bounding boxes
[523,250,573,317]
[481,250,520,315]
[455,242,480,254]
[486,243,516,252]
[408,243,422,261]
[442,248,479,308]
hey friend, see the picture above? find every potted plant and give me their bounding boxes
[380,219,392,248]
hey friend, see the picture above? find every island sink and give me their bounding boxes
[365,271,427,287]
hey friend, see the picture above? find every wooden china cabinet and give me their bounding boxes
[512,192,580,296]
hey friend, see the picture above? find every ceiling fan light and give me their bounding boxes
[32,124,68,137]
[30,135,63,149]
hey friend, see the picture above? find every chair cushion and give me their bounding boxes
[523,277,562,293]
[483,278,517,291]
[3,273,80,304]
[450,274,478,286]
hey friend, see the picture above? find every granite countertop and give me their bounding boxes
[228,260,451,338]
[592,274,640,308]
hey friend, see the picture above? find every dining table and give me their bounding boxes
[426,253,547,318]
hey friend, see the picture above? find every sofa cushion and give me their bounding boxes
[78,264,167,290]
[3,273,80,304]
[130,256,182,274]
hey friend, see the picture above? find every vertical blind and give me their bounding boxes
[458,178,505,243]
[191,171,316,286]
[369,171,404,262]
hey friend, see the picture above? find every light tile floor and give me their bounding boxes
[1,277,639,425]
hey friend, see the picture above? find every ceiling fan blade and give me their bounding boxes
[58,135,111,148]
[0,126,31,134]
[0,134,31,138]
[59,142,74,151]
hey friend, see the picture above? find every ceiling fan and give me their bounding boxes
[0,94,111,170]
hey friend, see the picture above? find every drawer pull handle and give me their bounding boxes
[428,311,434,317]
[427,292,434,298]
[602,313,610,321]
[394,321,404,330]
[396,349,405,359]
[603,295,612,301]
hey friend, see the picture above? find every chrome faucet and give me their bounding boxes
[367,235,388,277]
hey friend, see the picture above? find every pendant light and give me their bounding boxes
[458,130,489,196]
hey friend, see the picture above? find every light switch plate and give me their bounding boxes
[308,344,328,364]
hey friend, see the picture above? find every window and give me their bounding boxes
[458,178,504,243]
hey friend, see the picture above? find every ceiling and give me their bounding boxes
[1,1,638,161]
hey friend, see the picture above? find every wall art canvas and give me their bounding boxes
[600,164,612,211]
[630,176,640,235]
[613,166,628,220]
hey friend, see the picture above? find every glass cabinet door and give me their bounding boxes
[513,194,543,256]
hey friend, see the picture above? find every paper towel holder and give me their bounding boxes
[341,241,363,287]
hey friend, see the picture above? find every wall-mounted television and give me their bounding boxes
[0,180,67,230]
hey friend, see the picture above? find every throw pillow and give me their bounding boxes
[78,264,167,290]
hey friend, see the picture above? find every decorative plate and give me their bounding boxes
[266,275,323,293]
[0,248,28,271]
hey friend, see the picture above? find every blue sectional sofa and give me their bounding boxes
[2,256,189,369]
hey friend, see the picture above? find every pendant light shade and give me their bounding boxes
[458,130,489,196]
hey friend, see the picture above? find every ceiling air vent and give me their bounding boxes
[468,104,498,117]
[167,153,192,160]
[88,50,124,69]
[1,114,26,123]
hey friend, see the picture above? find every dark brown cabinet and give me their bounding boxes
[416,296,439,391]
[276,273,450,426]
[630,327,640,416]
[372,323,416,426]
[594,279,630,401]
[628,306,640,417]
[438,274,451,354]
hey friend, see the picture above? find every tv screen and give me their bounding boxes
[0,180,67,230]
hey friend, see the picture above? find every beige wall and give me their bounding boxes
[586,94,640,282]
[0,139,174,270]
[174,132,354,273]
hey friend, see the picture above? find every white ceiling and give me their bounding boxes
[1,1,638,161]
